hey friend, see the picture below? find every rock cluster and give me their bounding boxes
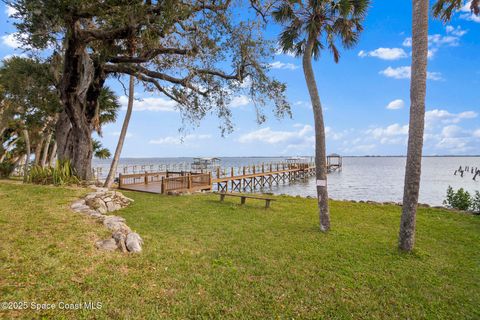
[70,187,143,253]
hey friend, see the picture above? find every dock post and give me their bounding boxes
[231,167,234,177]
[262,163,264,173]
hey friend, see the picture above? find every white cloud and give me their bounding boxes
[386,99,405,110]
[238,125,313,144]
[149,134,211,145]
[380,66,411,79]
[446,25,468,36]
[1,34,22,48]
[473,129,480,138]
[325,126,346,140]
[428,48,438,59]
[269,61,299,70]
[358,48,408,60]
[344,144,376,153]
[441,125,463,138]
[5,5,16,17]
[110,131,133,139]
[2,53,27,60]
[425,109,478,127]
[119,96,176,112]
[230,95,250,108]
[460,1,480,22]
[403,32,464,48]
[365,123,409,145]
[402,38,412,47]
[402,25,468,60]
[379,66,443,81]
[368,123,409,138]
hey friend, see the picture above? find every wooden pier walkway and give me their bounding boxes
[118,162,316,194]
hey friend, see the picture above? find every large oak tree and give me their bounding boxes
[9,0,290,179]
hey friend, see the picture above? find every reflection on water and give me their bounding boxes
[93,156,480,206]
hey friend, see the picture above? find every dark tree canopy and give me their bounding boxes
[9,0,290,132]
[8,0,291,178]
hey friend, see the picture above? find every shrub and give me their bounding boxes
[472,191,480,215]
[27,160,79,186]
[0,161,16,178]
[444,186,479,212]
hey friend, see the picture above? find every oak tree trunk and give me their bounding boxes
[399,0,429,252]
[59,21,105,180]
[302,35,330,232]
[55,111,73,161]
[104,75,135,188]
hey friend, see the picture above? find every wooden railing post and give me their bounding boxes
[231,167,234,177]
[253,166,256,174]
[269,164,272,172]
[144,171,148,184]
[161,177,165,194]
[208,172,212,186]
[188,173,192,190]
[119,174,122,189]
[243,166,246,175]
[217,167,220,179]
[262,164,264,173]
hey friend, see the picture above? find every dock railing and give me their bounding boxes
[119,171,211,194]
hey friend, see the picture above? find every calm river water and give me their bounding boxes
[93,156,480,206]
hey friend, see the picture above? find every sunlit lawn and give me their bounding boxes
[1,180,479,319]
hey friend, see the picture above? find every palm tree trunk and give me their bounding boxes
[22,129,31,182]
[34,137,44,166]
[49,142,58,167]
[399,0,429,252]
[302,35,330,232]
[40,132,52,168]
[104,75,135,188]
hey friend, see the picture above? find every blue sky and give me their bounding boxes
[1,1,479,157]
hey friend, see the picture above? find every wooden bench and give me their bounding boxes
[218,192,276,208]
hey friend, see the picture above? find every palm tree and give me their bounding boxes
[272,0,369,232]
[398,0,430,252]
[104,75,135,188]
[433,0,479,21]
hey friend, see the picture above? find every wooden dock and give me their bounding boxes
[118,162,316,194]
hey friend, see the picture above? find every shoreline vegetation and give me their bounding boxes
[1,180,479,319]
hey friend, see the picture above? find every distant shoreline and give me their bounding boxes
[96,155,480,160]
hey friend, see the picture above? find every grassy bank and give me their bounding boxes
[0,181,479,319]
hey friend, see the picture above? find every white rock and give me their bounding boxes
[103,216,130,233]
[95,238,118,251]
[70,200,86,209]
[126,233,143,253]
[112,231,128,253]
[106,201,116,212]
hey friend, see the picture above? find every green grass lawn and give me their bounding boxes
[0,180,479,319]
